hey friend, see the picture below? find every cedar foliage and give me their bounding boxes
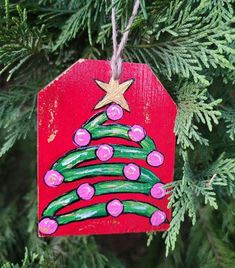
[0,0,234,267]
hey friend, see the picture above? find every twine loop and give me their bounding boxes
[111,0,140,80]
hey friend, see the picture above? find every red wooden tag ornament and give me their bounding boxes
[37,59,176,236]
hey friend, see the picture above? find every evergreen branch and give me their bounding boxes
[187,207,235,268]
[164,151,235,255]
[0,4,47,81]
[175,83,221,150]
[0,199,17,263]
[126,0,235,83]
[221,108,235,140]
[50,237,107,268]
[52,0,110,49]
[163,158,196,255]
[203,154,235,196]
[0,88,36,157]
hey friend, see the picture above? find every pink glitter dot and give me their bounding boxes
[107,199,124,217]
[74,128,91,146]
[38,217,58,235]
[107,104,123,121]
[150,210,166,226]
[44,170,64,187]
[123,163,140,180]
[147,151,164,167]
[150,183,166,199]
[128,125,146,142]
[77,183,95,200]
[96,144,113,161]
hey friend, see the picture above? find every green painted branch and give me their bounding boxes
[52,147,96,171]
[61,163,160,183]
[83,111,156,151]
[91,125,155,151]
[94,180,152,195]
[56,201,159,225]
[140,137,156,151]
[53,145,148,172]
[43,180,157,217]
[123,201,156,217]
[91,125,130,140]
[43,190,78,217]
[57,203,107,225]
[84,112,107,131]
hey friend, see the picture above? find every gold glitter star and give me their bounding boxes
[94,77,134,111]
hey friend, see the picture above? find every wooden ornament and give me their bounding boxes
[37,59,176,236]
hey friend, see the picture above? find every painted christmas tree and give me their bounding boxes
[38,78,167,235]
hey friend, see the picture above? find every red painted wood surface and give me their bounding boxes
[37,59,177,236]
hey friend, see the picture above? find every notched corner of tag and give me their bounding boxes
[78,58,86,63]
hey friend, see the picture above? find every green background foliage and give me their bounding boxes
[0,0,234,267]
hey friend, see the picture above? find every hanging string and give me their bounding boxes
[110,0,140,80]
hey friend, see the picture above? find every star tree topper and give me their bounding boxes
[94,78,134,111]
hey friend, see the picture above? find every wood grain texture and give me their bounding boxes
[37,59,177,236]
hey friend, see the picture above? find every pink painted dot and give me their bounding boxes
[150,183,166,199]
[150,210,166,226]
[123,163,140,180]
[96,144,113,161]
[74,128,91,146]
[44,170,64,187]
[128,125,146,142]
[77,183,95,200]
[38,217,58,235]
[147,151,164,167]
[107,199,124,217]
[107,104,123,121]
